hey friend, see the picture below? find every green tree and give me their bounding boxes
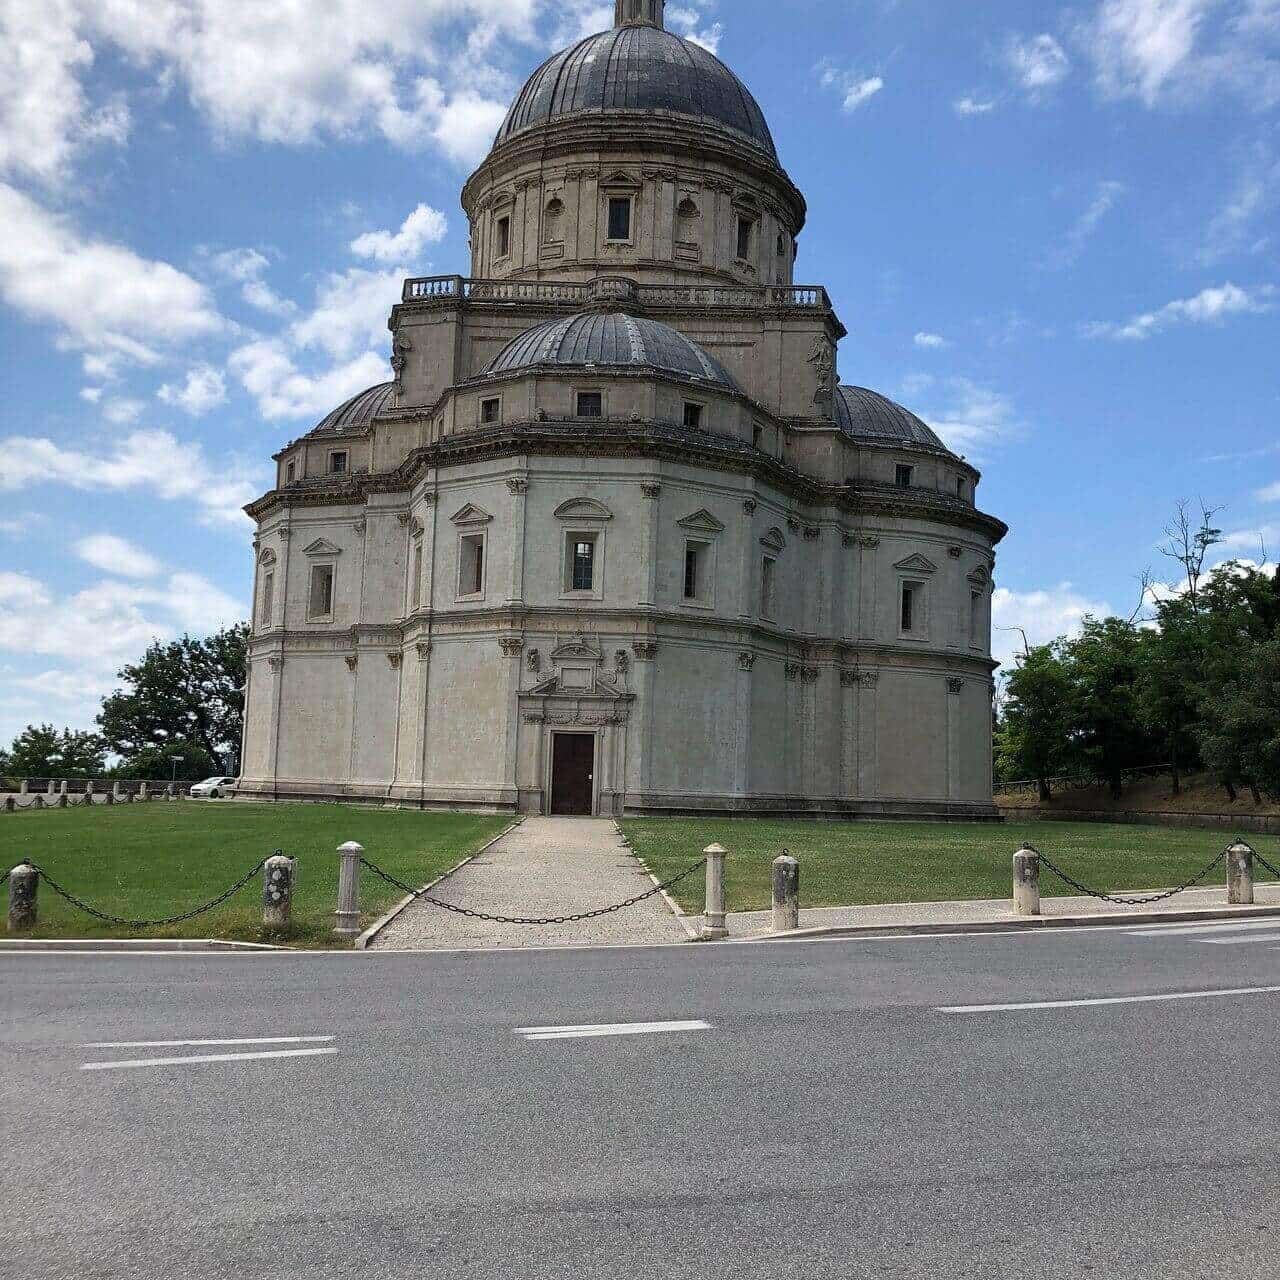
[113,742,220,783]
[5,724,107,778]
[97,624,248,773]
[1199,636,1280,801]
[1137,598,1207,795]
[1063,617,1155,799]
[996,644,1072,800]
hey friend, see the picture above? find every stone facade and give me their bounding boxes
[238,0,1008,819]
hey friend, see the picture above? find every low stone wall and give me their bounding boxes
[1020,809,1280,837]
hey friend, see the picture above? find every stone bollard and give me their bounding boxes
[139,781,149,801]
[46,781,55,796]
[85,781,95,802]
[1227,840,1255,906]
[262,855,297,933]
[3,798,13,812]
[701,843,729,940]
[772,854,800,933]
[334,842,364,939]
[112,781,123,801]
[57,792,68,809]
[1013,844,1041,917]
[166,783,175,799]
[59,781,68,797]
[18,780,27,796]
[8,863,38,931]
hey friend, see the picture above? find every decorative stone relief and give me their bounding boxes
[743,498,757,515]
[344,655,358,671]
[499,638,525,657]
[786,515,802,534]
[632,642,658,661]
[415,642,432,661]
[396,512,411,527]
[859,535,881,550]
[841,532,857,548]
[947,678,965,694]
[353,520,366,537]
[267,657,284,670]
[859,670,880,687]
[388,653,403,669]
[839,670,859,687]
[507,478,530,496]
[948,546,963,559]
[784,663,801,681]
[527,649,542,674]
[804,527,821,541]
[801,666,820,683]
[614,649,631,675]
[807,336,835,406]
[640,483,661,500]
[738,651,756,671]
[391,333,412,394]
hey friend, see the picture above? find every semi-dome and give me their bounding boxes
[312,382,395,436]
[835,385,950,452]
[486,312,739,390]
[495,24,777,160]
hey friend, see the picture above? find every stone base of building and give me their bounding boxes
[232,777,1001,822]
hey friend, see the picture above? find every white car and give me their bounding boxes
[190,776,237,799]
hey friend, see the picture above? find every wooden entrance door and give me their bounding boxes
[550,733,596,816]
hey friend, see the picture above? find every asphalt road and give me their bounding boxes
[4,924,1280,1279]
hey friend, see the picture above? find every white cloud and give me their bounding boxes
[914,332,949,349]
[351,204,448,264]
[1085,0,1214,103]
[75,533,163,579]
[1084,281,1275,338]
[667,6,723,53]
[954,95,999,115]
[819,63,886,112]
[427,91,512,166]
[992,582,1114,668]
[79,387,103,404]
[230,342,389,423]
[0,520,25,538]
[0,430,263,529]
[290,267,403,360]
[1005,33,1072,93]
[0,0,128,184]
[0,183,224,371]
[1200,143,1279,263]
[210,247,297,318]
[1218,523,1279,552]
[102,398,146,425]
[1046,180,1125,268]
[1257,480,1280,501]
[907,375,1025,461]
[158,364,228,416]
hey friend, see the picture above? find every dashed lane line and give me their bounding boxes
[81,1047,339,1071]
[83,1036,334,1049]
[937,985,1280,1014]
[515,1020,711,1041]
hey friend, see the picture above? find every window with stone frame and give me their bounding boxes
[495,215,511,258]
[736,215,755,261]
[760,555,777,619]
[412,541,424,610]
[481,397,501,425]
[458,533,486,598]
[285,460,296,484]
[258,571,274,629]
[900,581,926,637]
[682,401,704,430]
[607,197,632,242]
[895,463,914,488]
[576,390,603,418]
[329,450,348,475]
[564,533,598,593]
[683,540,712,604]
[969,589,983,647]
[308,564,335,621]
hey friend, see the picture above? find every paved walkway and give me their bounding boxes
[370,817,689,950]
[718,879,1280,938]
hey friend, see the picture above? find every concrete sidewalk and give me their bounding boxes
[711,880,1280,941]
[369,817,688,950]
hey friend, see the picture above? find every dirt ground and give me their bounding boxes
[997,771,1280,817]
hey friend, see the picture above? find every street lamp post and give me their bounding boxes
[170,756,184,783]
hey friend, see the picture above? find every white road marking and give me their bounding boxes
[1127,920,1280,937]
[1202,934,1280,945]
[515,1020,710,1041]
[83,1036,334,1049]
[938,985,1280,1014]
[81,1047,338,1071]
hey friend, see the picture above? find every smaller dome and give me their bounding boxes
[835,385,949,452]
[486,313,739,390]
[312,382,395,435]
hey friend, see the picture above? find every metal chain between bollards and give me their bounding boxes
[1251,845,1280,881]
[25,854,277,928]
[358,855,706,926]
[1030,843,1229,907]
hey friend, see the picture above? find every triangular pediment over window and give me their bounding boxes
[893,553,938,575]
[760,526,786,553]
[678,508,726,535]
[451,503,493,527]
[967,565,990,586]
[550,633,604,662]
[303,538,342,557]
[553,498,613,522]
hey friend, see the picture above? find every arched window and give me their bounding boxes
[544,197,564,243]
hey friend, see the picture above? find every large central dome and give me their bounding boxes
[495,23,777,160]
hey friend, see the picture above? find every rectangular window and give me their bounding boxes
[459,534,485,597]
[901,583,917,633]
[956,475,967,500]
[895,464,914,488]
[569,536,596,592]
[752,423,763,450]
[682,402,703,430]
[285,461,296,484]
[736,216,754,260]
[760,555,776,618]
[412,543,424,609]
[481,397,501,424]
[258,572,274,628]
[607,197,632,242]
[970,590,982,646]
[684,541,709,601]
[576,391,603,418]
[496,215,511,257]
[309,564,335,620]
[328,451,348,476]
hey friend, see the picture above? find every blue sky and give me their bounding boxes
[1,0,1278,746]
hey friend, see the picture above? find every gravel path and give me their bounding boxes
[370,817,690,950]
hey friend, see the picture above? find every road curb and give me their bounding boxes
[731,900,1280,943]
[353,818,524,950]
[616,821,701,942]
[0,938,284,952]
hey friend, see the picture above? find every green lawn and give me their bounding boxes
[621,817,1280,914]
[0,802,510,946]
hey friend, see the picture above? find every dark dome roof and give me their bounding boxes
[312,382,395,435]
[486,313,739,389]
[496,25,776,159]
[835,385,949,452]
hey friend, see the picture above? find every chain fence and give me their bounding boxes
[358,854,706,926]
[1253,846,1280,881]
[1029,842,1232,906]
[12,855,274,929]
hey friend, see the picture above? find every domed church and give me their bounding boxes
[239,0,1008,818]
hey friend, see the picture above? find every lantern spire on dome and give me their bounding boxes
[615,0,664,27]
